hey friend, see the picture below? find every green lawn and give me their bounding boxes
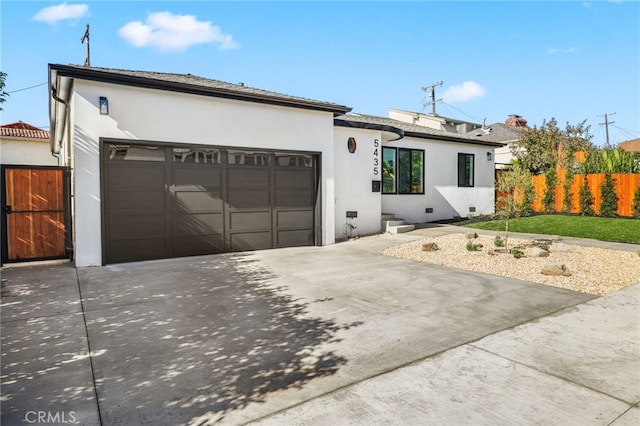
[466,215,640,244]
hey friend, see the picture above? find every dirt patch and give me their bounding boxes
[382,233,640,296]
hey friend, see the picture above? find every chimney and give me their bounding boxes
[505,114,528,127]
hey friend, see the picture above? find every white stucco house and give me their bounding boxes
[48,64,504,266]
[1,121,56,166]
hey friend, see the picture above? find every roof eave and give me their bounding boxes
[403,131,506,147]
[334,118,404,140]
[49,64,352,117]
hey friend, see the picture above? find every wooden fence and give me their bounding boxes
[530,173,640,216]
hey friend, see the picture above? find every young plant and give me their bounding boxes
[466,241,480,252]
[542,166,557,213]
[494,235,504,247]
[579,176,594,216]
[632,184,640,219]
[599,172,618,217]
[495,164,534,252]
[562,170,574,213]
[511,248,524,259]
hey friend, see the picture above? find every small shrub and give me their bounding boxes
[631,184,640,219]
[494,235,504,247]
[538,243,550,251]
[466,241,480,252]
[563,170,574,213]
[599,173,618,217]
[579,177,594,216]
[511,248,524,259]
[521,183,535,214]
[542,167,557,213]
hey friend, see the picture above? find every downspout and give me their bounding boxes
[50,85,68,160]
[50,75,74,260]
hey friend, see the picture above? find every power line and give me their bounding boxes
[610,124,639,136]
[7,82,47,94]
[441,101,484,123]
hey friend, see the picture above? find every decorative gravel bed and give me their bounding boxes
[382,233,640,296]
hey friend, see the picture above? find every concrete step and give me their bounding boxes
[384,219,407,227]
[387,224,416,234]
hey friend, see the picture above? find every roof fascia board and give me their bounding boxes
[402,131,506,147]
[334,118,404,140]
[49,64,351,116]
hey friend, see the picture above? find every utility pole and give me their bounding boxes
[81,24,90,67]
[598,112,616,148]
[422,81,443,115]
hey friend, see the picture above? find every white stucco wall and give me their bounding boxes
[333,127,382,239]
[495,143,516,168]
[71,79,337,266]
[1,138,59,166]
[382,137,496,223]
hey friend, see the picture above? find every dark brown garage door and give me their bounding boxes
[102,142,318,264]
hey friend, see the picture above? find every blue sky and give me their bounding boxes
[1,1,638,146]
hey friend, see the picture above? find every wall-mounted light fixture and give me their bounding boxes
[347,137,357,153]
[487,151,493,161]
[99,96,109,115]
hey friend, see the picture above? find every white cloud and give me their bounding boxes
[547,47,576,54]
[581,2,592,8]
[442,81,486,103]
[32,3,89,24]
[118,12,238,52]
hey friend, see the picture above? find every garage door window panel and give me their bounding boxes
[228,150,270,166]
[173,148,221,164]
[275,153,313,167]
[108,145,165,162]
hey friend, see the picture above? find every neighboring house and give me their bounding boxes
[465,119,526,169]
[0,121,56,166]
[389,109,527,169]
[388,108,483,134]
[48,64,503,267]
[618,138,640,153]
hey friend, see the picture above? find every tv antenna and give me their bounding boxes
[81,24,90,67]
[422,81,443,115]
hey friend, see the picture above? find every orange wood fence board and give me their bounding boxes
[4,168,66,260]
[529,172,640,217]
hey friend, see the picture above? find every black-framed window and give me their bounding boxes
[458,153,474,187]
[383,147,424,194]
[382,147,397,193]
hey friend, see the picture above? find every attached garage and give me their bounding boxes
[102,141,319,264]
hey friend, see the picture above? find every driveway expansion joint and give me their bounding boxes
[469,344,634,407]
[75,267,104,426]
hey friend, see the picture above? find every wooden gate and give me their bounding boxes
[1,166,70,264]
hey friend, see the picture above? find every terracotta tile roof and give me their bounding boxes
[1,121,50,140]
[618,138,640,153]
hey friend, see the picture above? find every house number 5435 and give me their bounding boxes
[373,139,379,175]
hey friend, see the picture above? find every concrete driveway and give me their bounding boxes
[2,229,638,425]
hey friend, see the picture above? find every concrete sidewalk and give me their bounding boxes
[1,230,638,425]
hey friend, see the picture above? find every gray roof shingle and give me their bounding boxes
[335,113,506,147]
[464,122,524,143]
[50,64,352,116]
